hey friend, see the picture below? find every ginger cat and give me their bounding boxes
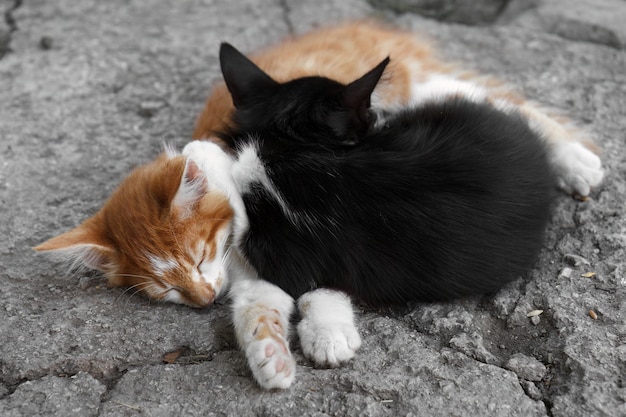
[36,21,604,389]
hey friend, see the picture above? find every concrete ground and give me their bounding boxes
[1,0,624,416]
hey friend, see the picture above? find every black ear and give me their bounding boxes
[219,42,278,108]
[341,57,390,114]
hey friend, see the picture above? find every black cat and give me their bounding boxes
[219,42,556,305]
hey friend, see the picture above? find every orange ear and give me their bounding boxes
[34,219,115,272]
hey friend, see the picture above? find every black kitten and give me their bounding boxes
[219,43,556,305]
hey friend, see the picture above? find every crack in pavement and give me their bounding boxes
[0,0,22,59]
[0,349,219,412]
[1,345,220,392]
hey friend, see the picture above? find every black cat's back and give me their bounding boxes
[240,98,556,305]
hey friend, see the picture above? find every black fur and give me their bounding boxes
[220,42,388,146]
[219,43,557,305]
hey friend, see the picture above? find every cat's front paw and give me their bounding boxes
[246,318,295,389]
[297,317,361,367]
[552,141,604,197]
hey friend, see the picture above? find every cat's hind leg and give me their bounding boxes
[518,103,604,197]
[405,74,604,197]
[297,289,361,367]
[230,278,296,389]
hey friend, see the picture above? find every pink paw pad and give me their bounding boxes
[246,315,296,389]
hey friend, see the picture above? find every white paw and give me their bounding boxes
[552,141,604,197]
[246,323,296,389]
[297,317,361,367]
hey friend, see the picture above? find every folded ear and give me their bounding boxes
[34,219,115,272]
[219,42,278,108]
[341,57,390,116]
[172,158,208,217]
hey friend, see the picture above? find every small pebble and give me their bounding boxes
[79,275,99,289]
[138,100,166,118]
[530,315,541,325]
[39,36,53,50]
[448,332,499,365]
[520,380,543,401]
[563,254,590,267]
[558,267,573,279]
[505,353,547,381]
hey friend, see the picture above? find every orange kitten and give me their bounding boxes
[36,151,236,307]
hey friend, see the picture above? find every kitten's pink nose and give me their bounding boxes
[186,283,216,308]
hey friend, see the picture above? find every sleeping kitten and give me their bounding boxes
[35,22,604,389]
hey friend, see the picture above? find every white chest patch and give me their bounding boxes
[232,142,322,233]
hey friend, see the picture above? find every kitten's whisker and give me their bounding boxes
[115,281,150,304]
[126,286,149,308]
[112,273,172,307]
[117,281,149,296]
[115,273,155,281]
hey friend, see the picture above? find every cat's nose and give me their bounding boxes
[187,283,216,308]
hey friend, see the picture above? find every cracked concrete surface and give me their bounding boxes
[0,0,624,415]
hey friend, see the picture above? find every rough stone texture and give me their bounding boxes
[449,331,500,365]
[505,353,548,381]
[511,0,626,49]
[97,318,547,417]
[367,0,510,25]
[0,373,105,417]
[1,0,625,416]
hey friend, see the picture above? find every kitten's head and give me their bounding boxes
[34,146,235,308]
[219,42,389,146]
